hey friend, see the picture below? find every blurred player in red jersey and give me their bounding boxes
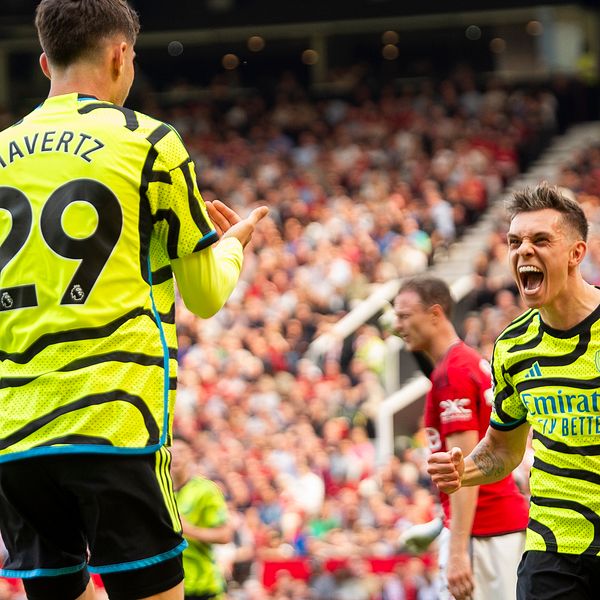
[394,276,528,600]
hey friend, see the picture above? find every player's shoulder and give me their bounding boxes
[188,476,224,496]
[0,113,29,140]
[130,110,190,166]
[130,109,179,138]
[73,99,183,146]
[445,341,480,371]
[495,309,538,346]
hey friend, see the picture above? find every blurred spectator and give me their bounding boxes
[6,66,600,600]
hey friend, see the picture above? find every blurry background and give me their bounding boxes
[0,1,599,599]
[0,0,599,114]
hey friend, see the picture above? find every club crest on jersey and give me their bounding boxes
[595,351,600,374]
[440,398,472,423]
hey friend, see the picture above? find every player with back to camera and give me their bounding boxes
[394,275,528,600]
[428,183,600,599]
[0,1,267,599]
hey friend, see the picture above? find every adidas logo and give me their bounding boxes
[524,361,542,379]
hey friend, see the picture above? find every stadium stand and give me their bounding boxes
[1,63,599,599]
[1,2,599,598]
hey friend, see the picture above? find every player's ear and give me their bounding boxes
[39,53,51,80]
[569,240,586,268]
[110,42,127,78]
[430,303,443,320]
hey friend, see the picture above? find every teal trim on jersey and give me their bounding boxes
[148,255,171,446]
[199,230,218,244]
[0,561,86,579]
[88,540,188,574]
[490,416,527,430]
[0,442,164,464]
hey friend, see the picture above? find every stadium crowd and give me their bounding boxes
[2,67,599,600]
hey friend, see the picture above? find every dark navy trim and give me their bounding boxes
[151,266,173,285]
[534,455,600,486]
[0,391,159,451]
[534,430,600,456]
[1,348,177,390]
[147,123,171,146]
[78,102,139,131]
[177,159,213,236]
[530,495,600,553]
[528,518,557,552]
[506,326,590,379]
[497,310,535,341]
[539,302,600,339]
[0,306,149,363]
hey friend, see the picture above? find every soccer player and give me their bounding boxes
[0,1,267,599]
[171,437,233,600]
[394,276,528,600]
[428,183,600,599]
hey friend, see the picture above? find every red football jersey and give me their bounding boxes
[424,341,528,536]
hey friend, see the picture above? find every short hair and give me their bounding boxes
[35,0,140,67]
[397,275,454,317]
[505,182,588,241]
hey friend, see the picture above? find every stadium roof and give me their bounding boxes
[0,0,597,32]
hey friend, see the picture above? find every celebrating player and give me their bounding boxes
[428,183,600,599]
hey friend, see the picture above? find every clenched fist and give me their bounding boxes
[427,447,464,494]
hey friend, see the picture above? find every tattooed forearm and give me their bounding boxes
[471,439,507,480]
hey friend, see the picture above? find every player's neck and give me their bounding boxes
[46,64,117,104]
[539,279,600,330]
[429,327,461,364]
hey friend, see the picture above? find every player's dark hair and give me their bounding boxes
[397,275,454,317]
[506,182,588,241]
[35,0,140,67]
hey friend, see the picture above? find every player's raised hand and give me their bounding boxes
[427,447,464,494]
[206,200,269,248]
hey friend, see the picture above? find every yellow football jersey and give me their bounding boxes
[491,307,600,556]
[0,93,217,461]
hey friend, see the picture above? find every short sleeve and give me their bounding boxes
[146,123,218,260]
[489,346,528,430]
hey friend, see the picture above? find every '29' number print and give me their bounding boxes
[0,179,123,311]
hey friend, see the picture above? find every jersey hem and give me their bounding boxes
[525,544,600,555]
[88,540,188,574]
[0,443,164,464]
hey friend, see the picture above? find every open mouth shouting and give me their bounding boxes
[518,265,544,295]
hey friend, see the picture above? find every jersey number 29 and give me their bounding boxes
[0,178,123,311]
